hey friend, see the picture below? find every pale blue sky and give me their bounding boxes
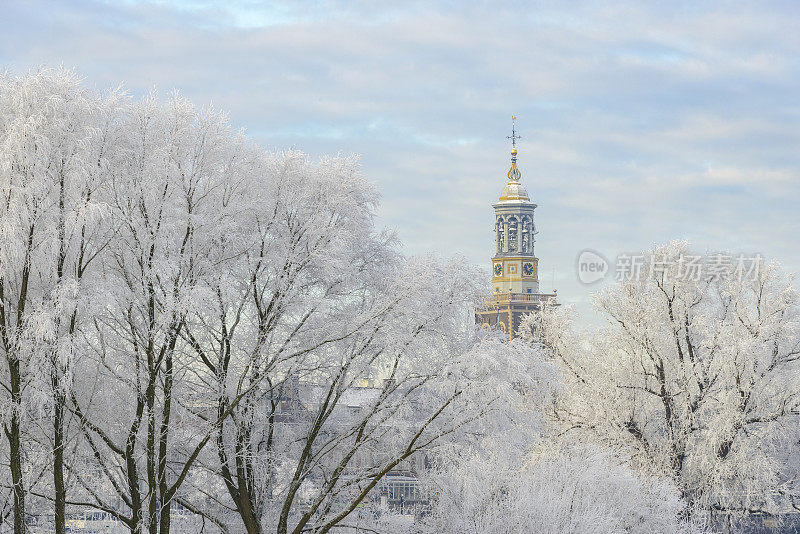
[2,0,799,325]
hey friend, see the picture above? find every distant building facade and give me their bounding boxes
[476,119,557,337]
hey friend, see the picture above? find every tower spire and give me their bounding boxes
[507,115,521,149]
[506,116,522,182]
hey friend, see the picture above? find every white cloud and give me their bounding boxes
[2,0,799,326]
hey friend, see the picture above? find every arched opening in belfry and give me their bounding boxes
[495,217,504,254]
[521,215,531,253]
[507,216,518,253]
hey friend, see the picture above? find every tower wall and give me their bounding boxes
[492,201,539,295]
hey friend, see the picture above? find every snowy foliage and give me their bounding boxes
[1,69,546,534]
[418,339,695,534]
[524,241,800,527]
[422,444,693,534]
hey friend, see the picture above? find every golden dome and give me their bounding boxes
[499,180,530,202]
[511,148,517,156]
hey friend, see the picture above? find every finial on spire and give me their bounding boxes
[507,116,522,182]
[507,115,521,150]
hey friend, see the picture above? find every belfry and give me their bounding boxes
[476,117,557,337]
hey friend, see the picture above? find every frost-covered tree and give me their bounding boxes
[525,241,800,528]
[172,150,400,533]
[1,70,524,534]
[0,68,124,534]
[67,91,259,534]
[247,259,501,534]
[174,148,520,533]
[418,339,694,534]
[423,443,693,534]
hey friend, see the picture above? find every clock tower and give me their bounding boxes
[476,118,557,337]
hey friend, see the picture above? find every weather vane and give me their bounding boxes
[507,115,521,149]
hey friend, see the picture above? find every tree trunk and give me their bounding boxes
[8,421,25,534]
[52,167,67,534]
[158,354,173,534]
[8,356,25,534]
[146,375,158,534]
[235,426,261,534]
[241,511,261,534]
[124,398,146,534]
[52,386,66,534]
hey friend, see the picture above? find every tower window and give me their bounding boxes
[496,217,504,253]
[508,216,518,253]
[521,216,531,253]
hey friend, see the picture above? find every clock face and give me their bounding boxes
[494,263,502,276]
[523,262,534,276]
